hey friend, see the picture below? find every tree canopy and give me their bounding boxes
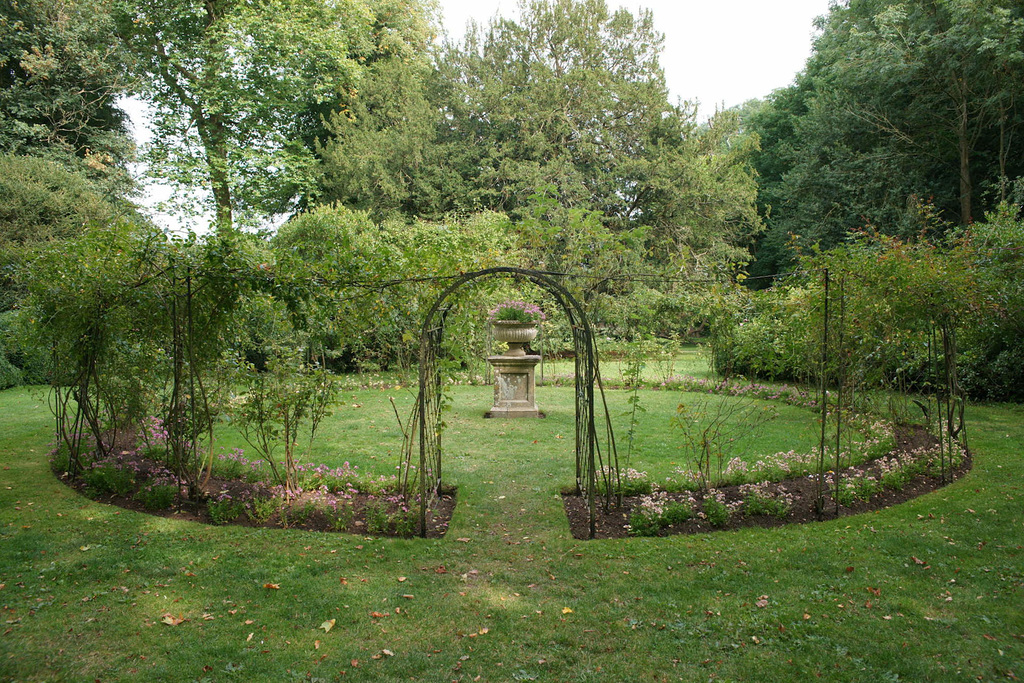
[746,0,1024,278]
[319,0,763,273]
[0,0,135,197]
[114,0,435,231]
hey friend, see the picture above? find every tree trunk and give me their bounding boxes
[197,113,233,232]
[956,81,973,224]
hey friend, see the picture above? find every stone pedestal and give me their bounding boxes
[485,354,544,419]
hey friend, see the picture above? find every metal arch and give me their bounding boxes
[410,267,620,539]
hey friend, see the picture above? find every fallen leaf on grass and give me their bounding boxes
[160,613,185,626]
[755,596,769,609]
[398,577,407,582]
[456,538,471,543]
[320,619,336,632]
[246,632,254,642]
[201,613,215,621]
[263,582,280,589]
[314,639,321,650]
[562,607,573,614]
[370,612,388,619]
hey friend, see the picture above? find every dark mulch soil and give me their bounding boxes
[563,425,972,540]
[61,470,456,539]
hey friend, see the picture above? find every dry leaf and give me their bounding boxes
[479,627,489,635]
[755,596,769,608]
[314,640,321,650]
[561,607,573,614]
[370,612,387,618]
[402,594,414,599]
[320,619,336,632]
[160,613,185,626]
[246,632,254,642]
[351,659,359,667]
[245,619,254,625]
[202,613,215,621]
[263,582,280,589]
[398,577,407,582]
[382,649,394,657]
[456,538,470,543]
[340,577,349,585]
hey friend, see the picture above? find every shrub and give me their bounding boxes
[701,490,735,528]
[135,481,178,510]
[82,464,134,496]
[739,482,792,518]
[247,495,281,524]
[390,509,417,538]
[208,494,246,525]
[628,493,694,536]
[364,499,390,535]
[662,501,694,526]
[598,467,652,496]
[833,473,880,506]
[327,500,355,532]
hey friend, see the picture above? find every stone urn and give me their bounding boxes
[491,320,538,357]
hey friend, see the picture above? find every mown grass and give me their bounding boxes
[1,376,1022,682]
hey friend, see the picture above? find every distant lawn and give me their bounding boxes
[1,377,1022,682]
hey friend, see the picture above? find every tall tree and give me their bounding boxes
[319,0,763,271]
[0,0,135,197]
[746,0,1024,278]
[115,0,433,231]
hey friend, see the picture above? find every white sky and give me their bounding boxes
[438,0,832,119]
[130,0,832,232]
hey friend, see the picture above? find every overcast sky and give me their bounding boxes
[439,0,832,120]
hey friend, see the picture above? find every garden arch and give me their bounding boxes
[410,267,620,538]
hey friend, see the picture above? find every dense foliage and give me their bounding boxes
[0,0,1021,410]
[710,207,1024,401]
[319,0,763,274]
[0,0,135,197]
[745,0,1024,278]
[114,0,434,230]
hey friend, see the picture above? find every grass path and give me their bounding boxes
[1,385,1022,682]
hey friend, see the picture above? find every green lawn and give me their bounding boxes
[1,380,1022,682]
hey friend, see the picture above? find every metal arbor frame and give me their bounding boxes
[410,267,620,539]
